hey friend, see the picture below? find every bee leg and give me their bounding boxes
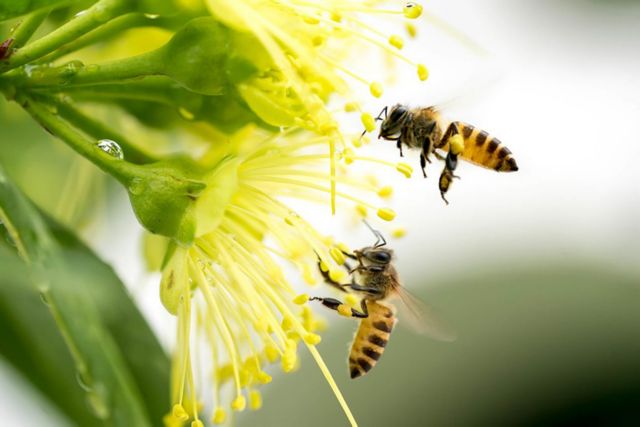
[396,140,404,157]
[345,283,385,299]
[310,297,369,319]
[420,154,427,178]
[433,151,446,161]
[316,257,350,293]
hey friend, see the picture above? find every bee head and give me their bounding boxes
[356,247,394,266]
[379,104,409,140]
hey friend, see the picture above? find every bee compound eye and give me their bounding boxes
[370,251,391,263]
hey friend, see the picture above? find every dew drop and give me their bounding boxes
[76,370,93,392]
[144,13,160,19]
[39,292,50,306]
[74,10,88,18]
[128,177,144,195]
[96,139,123,160]
[86,390,110,420]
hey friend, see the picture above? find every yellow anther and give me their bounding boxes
[377,208,396,221]
[281,316,294,331]
[345,294,359,307]
[293,294,309,305]
[403,2,423,19]
[319,260,329,272]
[212,408,226,425]
[231,395,246,411]
[192,420,204,427]
[329,268,347,283]
[361,113,376,133]
[355,204,368,217]
[172,404,189,421]
[396,162,413,178]
[377,186,393,198]
[405,22,417,38]
[284,215,296,226]
[343,148,355,164]
[330,247,346,265]
[337,242,351,254]
[249,390,263,410]
[344,102,359,112]
[330,11,342,22]
[369,82,384,98]
[417,64,429,81]
[257,371,272,384]
[264,344,280,363]
[449,134,465,155]
[239,368,251,387]
[287,331,301,342]
[389,34,404,49]
[282,348,297,372]
[304,333,322,345]
[361,135,371,144]
[352,136,363,148]
[303,15,320,24]
[392,227,407,238]
[337,305,353,317]
[302,264,317,285]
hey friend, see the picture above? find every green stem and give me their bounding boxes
[37,13,184,64]
[10,8,51,50]
[18,95,139,186]
[0,0,130,73]
[53,99,159,164]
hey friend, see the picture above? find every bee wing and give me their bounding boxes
[391,285,457,342]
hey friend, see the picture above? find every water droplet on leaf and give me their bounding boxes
[96,139,123,160]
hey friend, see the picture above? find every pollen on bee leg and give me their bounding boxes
[377,207,396,221]
[337,304,353,317]
[449,134,465,155]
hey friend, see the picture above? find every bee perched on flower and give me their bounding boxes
[0,1,430,426]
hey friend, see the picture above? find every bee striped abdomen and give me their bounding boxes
[348,301,396,379]
[446,122,518,172]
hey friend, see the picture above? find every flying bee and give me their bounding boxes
[374,104,519,204]
[311,223,455,379]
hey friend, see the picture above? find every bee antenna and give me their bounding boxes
[362,219,386,248]
[375,106,388,121]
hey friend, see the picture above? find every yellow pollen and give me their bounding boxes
[405,22,418,37]
[377,208,396,221]
[302,264,317,285]
[337,242,351,254]
[330,247,346,265]
[329,268,347,283]
[319,260,330,273]
[345,294,359,307]
[231,395,246,412]
[389,34,404,49]
[172,404,189,421]
[369,82,384,98]
[352,136,363,148]
[355,204,368,217]
[337,305,352,317]
[342,148,355,164]
[330,11,342,22]
[344,102,359,112]
[392,227,407,238]
[264,345,280,363]
[404,2,424,19]
[212,408,226,425]
[396,162,413,178]
[304,333,322,345]
[249,390,263,410]
[257,371,272,384]
[377,186,393,198]
[293,294,310,305]
[449,134,465,155]
[417,64,429,81]
[282,348,297,372]
[281,316,294,331]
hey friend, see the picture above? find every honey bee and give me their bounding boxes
[311,223,455,379]
[374,104,519,203]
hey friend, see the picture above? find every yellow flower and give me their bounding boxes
[158,126,409,425]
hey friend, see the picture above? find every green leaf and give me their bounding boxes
[0,165,170,425]
[0,0,72,21]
